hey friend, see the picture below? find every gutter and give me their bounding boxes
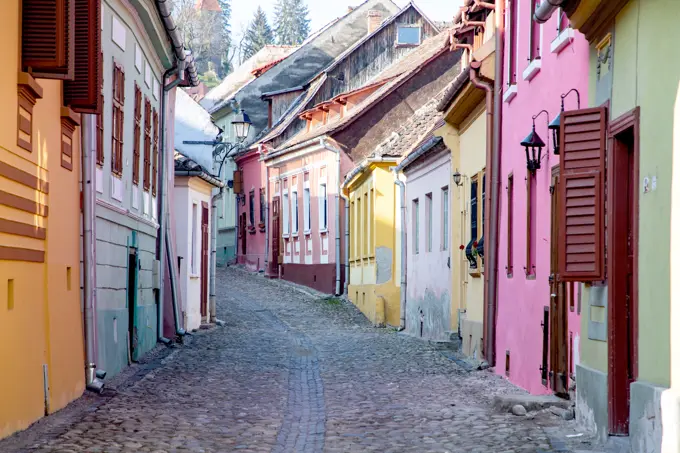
[174,170,225,188]
[155,0,199,87]
[261,85,306,99]
[437,67,472,112]
[534,0,563,23]
[264,137,325,162]
[393,169,407,331]
[394,137,443,172]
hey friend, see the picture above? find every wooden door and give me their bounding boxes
[240,212,247,255]
[548,167,568,396]
[200,202,209,319]
[608,114,638,435]
[127,248,138,361]
[271,196,280,271]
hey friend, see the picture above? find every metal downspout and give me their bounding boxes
[263,145,270,274]
[339,192,349,295]
[165,230,185,335]
[210,188,222,323]
[534,0,563,23]
[320,138,343,296]
[470,61,494,364]
[82,114,105,393]
[393,170,407,331]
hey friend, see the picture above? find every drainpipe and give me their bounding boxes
[534,0,563,23]
[210,188,222,323]
[393,169,407,331]
[339,191,349,295]
[157,63,186,342]
[320,138,343,296]
[81,114,106,393]
[262,144,270,274]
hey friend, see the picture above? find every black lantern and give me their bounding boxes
[521,110,549,172]
[232,109,252,142]
[549,88,581,155]
[453,170,462,187]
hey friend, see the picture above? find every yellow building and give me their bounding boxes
[344,160,401,326]
[0,0,97,438]
[437,3,495,360]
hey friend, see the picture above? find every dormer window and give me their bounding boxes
[396,25,421,46]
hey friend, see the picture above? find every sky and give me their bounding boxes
[230,0,464,40]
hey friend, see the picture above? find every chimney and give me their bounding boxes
[367,10,383,34]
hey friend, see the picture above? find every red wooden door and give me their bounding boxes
[271,197,280,272]
[200,202,209,318]
[608,116,638,435]
[548,168,568,396]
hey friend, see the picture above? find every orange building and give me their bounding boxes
[0,0,101,438]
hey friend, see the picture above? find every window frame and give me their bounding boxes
[132,84,142,185]
[529,0,542,62]
[396,24,422,46]
[259,188,266,224]
[413,198,420,255]
[526,170,537,278]
[507,173,514,276]
[442,187,449,251]
[303,187,311,233]
[507,0,518,85]
[319,183,328,231]
[292,189,299,234]
[282,187,290,235]
[191,202,198,274]
[425,192,433,252]
[143,97,151,191]
[111,62,125,177]
[249,189,255,226]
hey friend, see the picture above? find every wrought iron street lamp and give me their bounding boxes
[453,169,463,187]
[521,109,549,172]
[548,88,581,155]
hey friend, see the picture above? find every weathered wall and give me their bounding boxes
[403,148,451,341]
[0,0,84,438]
[496,1,588,394]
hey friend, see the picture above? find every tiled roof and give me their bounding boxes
[174,152,223,187]
[270,31,452,151]
[370,93,445,159]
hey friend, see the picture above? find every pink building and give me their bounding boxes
[234,148,267,272]
[496,4,589,395]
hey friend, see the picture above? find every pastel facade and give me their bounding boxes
[94,0,169,377]
[0,0,92,438]
[235,149,268,272]
[345,161,400,326]
[554,0,680,448]
[400,139,452,340]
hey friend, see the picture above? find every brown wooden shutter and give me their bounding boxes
[132,85,141,185]
[152,109,159,196]
[143,98,151,191]
[64,0,102,113]
[22,0,75,79]
[233,170,242,194]
[558,106,607,281]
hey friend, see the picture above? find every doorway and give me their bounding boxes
[607,108,639,435]
[127,247,138,362]
[200,202,209,320]
[548,166,569,397]
[240,212,247,256]
[271,196,280,274]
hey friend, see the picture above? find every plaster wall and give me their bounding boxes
[403,151,451,341]
[496,2,588,394]
[0,1,84,437]
[236,151,267,271]
[174,177,213,331]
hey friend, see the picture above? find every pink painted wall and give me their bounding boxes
[495,8,589,394]
[236,150,267,272]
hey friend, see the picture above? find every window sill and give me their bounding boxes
[522,59,542,82]
[283,233,290,239]
[292,232,299,238]
[503,84,518,103]
[304,230,312,236]
[395,42,420,49]
[189,274,200,280]
[319,228,328,234]
[551,28,574,54]
[469,268,482,278]
[525,273,536,281]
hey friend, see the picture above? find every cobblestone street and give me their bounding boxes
[1,267,606,453]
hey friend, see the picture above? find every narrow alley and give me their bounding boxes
[1,267,604,453]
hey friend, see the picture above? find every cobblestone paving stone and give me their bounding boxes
[0,266,608,453]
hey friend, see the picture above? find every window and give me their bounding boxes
[413,199,419,254]
[96,92,104,166]
[357,198,362,256]
[304,187,311,232]
[526,171,537,277]
[507,173,514,276]
[426,193,433,252]
[260,188,265,224]
[152,110,159,196]
[249,190,255,226]
[143,97,152,191]
[21,0,73,79]
[470,177,478,243]
[111,63,125,176]
[529,0,541,61]
[191,203,198,274]
[442,187,449,251]
[364,192,369,255]
[507,0,518,84]
[132,85,142,185]
[397,25,421,45]
[351,200,356,258]
[292,189,299,234]
[319,183,328,230]
[282,189,290,235]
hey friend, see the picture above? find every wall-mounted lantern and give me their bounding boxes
[548,88,581,155]
[520,109,549,172]
[453,170,463,187]
[232,109,252,142]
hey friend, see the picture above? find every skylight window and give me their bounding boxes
[397,25,421,46]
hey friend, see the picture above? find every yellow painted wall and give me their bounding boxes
[0,1,84,438]
[347,164,400,326]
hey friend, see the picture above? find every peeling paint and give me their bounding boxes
[376,247,392,285]
[405,288,450,342]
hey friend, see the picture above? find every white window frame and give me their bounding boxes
[442,187,449,251]
[303,187,311,233]
[191,202,198,274]
[396,24,422,46]
[292,189,299,235]
[413,198,419,255]
[318,182,328,231]
[282,191,290,236]
[426,193,433,252]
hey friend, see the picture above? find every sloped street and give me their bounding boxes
[1,267,603,453]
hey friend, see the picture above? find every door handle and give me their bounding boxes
[550,293,557,298]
